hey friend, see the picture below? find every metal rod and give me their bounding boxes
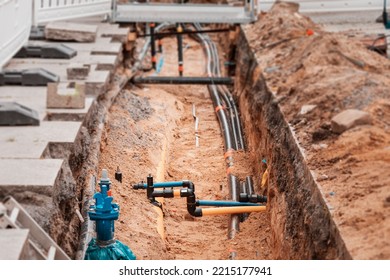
[132,76,233,85]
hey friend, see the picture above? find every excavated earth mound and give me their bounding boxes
[244,2,390,259]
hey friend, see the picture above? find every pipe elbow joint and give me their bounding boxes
[182,180,195,191]
[187,204,202,217]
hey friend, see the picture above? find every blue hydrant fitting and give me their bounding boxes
[88,170,119,243]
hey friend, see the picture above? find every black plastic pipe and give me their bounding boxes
[219,89,239,150]
[228,174,240,239]
[132,76,233,85]
[147,174,154,202]
[177,23,184,76]
[150,23,156,69]
[158,37,163,53]
[245,176,254,195]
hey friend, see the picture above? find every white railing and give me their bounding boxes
[0,0,32,70]
[33,0,112,26]
[258,0,383,12]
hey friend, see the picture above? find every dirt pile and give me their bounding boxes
[244,2,390,259]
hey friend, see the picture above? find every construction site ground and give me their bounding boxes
[1,1,390,260]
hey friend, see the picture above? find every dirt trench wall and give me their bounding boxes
[234,28,351,260]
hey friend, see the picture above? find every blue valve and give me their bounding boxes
[88,170,119,242]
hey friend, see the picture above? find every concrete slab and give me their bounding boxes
[85,67,110,96]
[0,229,30,260]
[5,60,111,91]
[0,121,81,145]
[0,142,47,159]
[45,21,98,42]
[0,159,63,195]
[4,61,67,85]
[46,97,94,122]
[0,87,94,122]
[9,53,117,74]
[69,54,118,71]
[98,24,130,43]
[0,86,47,121]
[25,38,122,55]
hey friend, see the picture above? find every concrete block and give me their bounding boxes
[98,25,129,43]
[0,86,47,121]
[0,229,30,260]
[5,60,67,84]
[90,43,123,56]
[0,121,81,147]
[331,109,372,134]
[0,159,63,196]
[0,121,81,159]
[85,67,110,96]
[0,102,40,126]
[47,82,85,109]
[67,63,90,80]
[0,142,47,159]
[70,53,118,71]
[46,97,94,122]
[45,21,98,42]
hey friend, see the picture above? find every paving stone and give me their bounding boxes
[46,82,85,109]
[0,229,30,260]
[331,109,372,134]
[45,21,98,42]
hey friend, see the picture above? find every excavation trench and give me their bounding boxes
[97,33,272,259]
[96,22,344,260]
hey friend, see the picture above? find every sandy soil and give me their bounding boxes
[244,2,390,259]
[98,34,272,259]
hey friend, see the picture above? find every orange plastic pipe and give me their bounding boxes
[201,206,266,216]
[174,189,181,198]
